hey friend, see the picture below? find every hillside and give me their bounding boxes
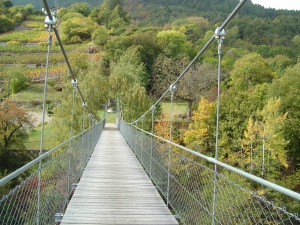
[124,0,300,26]
[12,0,300,25]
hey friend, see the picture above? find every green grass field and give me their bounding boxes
[11,82,61,102]
[161,101,188,120]
[24,125,55,151]
[98,109,117,123]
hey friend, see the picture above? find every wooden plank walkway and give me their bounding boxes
[61,123,178,225]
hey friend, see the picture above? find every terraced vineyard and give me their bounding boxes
[0,15,93,151]
[0,15,88,96]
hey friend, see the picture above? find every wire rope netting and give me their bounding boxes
[0,120,105,224]
[119,121,300,225]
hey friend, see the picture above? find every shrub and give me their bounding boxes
[7,40,20,46]
[10,72,29,94]
[47,79,56,87]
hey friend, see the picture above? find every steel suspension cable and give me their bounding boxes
[42,0,94,118]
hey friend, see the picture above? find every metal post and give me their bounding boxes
[88,113,92,162]
[70,79,78,139]
[92,119,96,146]
[81,103,86,167]
[64,79,77,210]
[212,27,225,225]
[134,121,138,155]
[150,105,156,179]
[37,13,56,224]
[141,115,145,165]
[262,125,265,179]
[167,84,176,206]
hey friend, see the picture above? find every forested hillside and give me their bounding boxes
[1,0,300,213]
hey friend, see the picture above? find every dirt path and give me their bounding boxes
[30,111,52,127]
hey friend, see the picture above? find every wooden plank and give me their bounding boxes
[61,123,178,225]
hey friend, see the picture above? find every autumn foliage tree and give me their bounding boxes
[0,101,34,170]
[184,97,215,155]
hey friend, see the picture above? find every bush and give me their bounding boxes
[10,72,29,94]
[47,79,56,87]
[7,40,20,46]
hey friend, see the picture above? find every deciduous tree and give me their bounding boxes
[0,101,34,170]
[152,55,223,118]
[109,46,152,121]
[267,63,300,170]
[184,97,215,154]
[258,98,289,179]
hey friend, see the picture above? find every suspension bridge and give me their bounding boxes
[1,0,300,224]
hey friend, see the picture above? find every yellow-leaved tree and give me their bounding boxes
[241,98,289,180]
[259,98,289,176]
[184,97,215,155]
[240,117,260,173]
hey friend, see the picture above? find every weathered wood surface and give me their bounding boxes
[61,123,178,225]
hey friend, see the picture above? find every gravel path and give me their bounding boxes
[30,111,52,127]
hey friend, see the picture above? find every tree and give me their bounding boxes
[67,2,91,17]
[109,46,152,121]
[104,35,133,62]
[266,54,294,77]
[9,71,28,95]
[157,30,194,58]
[93,26,109,46]
[292,35,300,48]
[90,0,110,27]
[60,16,98,44]
[171,16,209,42]
[0,14,13,33]
[130,30,162,81]
[52,55,109,144]
[184,97,215,154]
[258,98,289,179]
[108,0,130,23]
[90,0,130,31]
[267,63,300,170]
[219,53,273,162]
[228,52,275,91]
[151,55,223,118]
[0,101,34,170]
[240,117,260,173]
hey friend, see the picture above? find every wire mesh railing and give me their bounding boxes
[119,120,300,225]
[0,119,105,225]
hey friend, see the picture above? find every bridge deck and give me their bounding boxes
[61,123,178,225]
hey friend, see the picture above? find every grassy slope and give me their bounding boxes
[24,125,55,150]
[11,82,61,102]
[161,101,188,121]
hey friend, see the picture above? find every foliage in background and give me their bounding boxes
[51,54,109,144]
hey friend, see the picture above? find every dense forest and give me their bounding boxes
[1,0,300,213]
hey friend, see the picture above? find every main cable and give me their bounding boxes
[42,0,94,118]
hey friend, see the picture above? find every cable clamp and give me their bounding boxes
[215,27,226,40]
